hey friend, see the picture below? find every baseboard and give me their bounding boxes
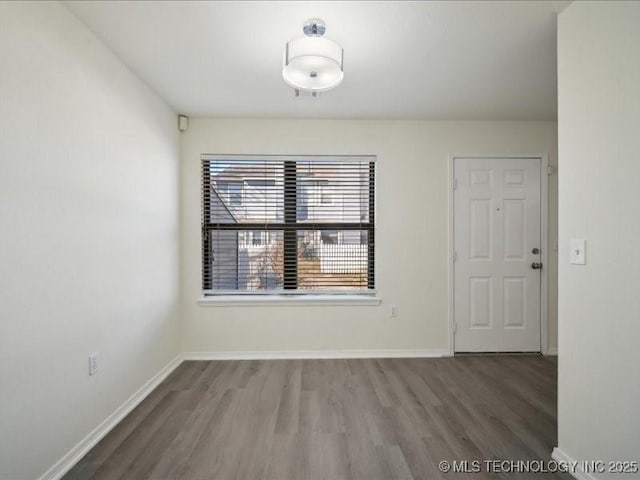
[38,353,184,480]
[552,447,599,480]
[545,347,558,356]
[183,349,451,360]
[38,348,448,478]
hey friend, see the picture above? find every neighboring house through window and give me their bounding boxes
[201,155,376,294]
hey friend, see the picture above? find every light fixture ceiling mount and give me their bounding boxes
[303,19,326,37]
[283,19,344,96]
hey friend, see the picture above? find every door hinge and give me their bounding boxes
[453,178,458,190]
[453,250,457,262]
[547,165,553,175]
[453,322,458,334]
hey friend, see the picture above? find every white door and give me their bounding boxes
[454,157,542,352]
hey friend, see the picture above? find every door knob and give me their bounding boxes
[531,262,543,270]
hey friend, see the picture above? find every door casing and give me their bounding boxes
[447,155,549,355]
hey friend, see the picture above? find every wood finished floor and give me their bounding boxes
[64,356,569,480]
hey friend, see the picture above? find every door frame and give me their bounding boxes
[447,154,550,355]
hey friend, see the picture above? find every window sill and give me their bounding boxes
[197,294,382,307]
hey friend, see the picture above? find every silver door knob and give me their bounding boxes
[531,262,543,270]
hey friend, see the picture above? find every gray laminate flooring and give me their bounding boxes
[63,355,569,480]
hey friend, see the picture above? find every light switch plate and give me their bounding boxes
[570,239,586,265]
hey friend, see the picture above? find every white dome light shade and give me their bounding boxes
[283,36,344,92]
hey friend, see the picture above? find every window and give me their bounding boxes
[245,179,276,188]
[202,155,375,294]
[321,230,339,244]
[228,183,242,206]
[215,181,242,206]
[297,183,309,221]
[320,188,333,205]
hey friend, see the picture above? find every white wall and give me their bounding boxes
[0,3,180,479]
[181,119,558,355]
[557,1,640,477]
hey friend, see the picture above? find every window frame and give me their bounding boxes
[201,154,377,297]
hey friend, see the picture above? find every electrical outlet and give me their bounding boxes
[390,305,399,317]
[88,353,98,376]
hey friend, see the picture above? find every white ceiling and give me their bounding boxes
[64,1,569,120]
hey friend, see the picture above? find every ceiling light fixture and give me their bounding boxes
[283,19,344,96]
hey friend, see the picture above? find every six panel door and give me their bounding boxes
[454,157,542,352]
